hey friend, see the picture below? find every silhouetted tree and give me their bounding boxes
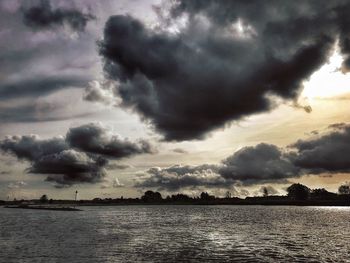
[40,194,48,203]
[141,190,162,202]
[312,188,328,195]
[338,184,350,195]
[311,188,336,199]
[287,183,310,200]
[200,192,215,200]
[263,187,269,197]
[225,191,232,198]
[170,193,191,202]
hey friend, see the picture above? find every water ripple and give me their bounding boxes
[1,206,350,262]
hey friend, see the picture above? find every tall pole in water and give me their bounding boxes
[75,190,78,208]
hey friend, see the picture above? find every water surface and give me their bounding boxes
[1,205,350,262]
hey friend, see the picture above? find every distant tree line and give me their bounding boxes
[137,183,350,204]
[286,183,350,201]
[3,183,350,206]
[140,190,217,203]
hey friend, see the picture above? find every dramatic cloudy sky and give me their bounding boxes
[1,0,350,200]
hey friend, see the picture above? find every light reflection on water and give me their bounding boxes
[1,205,350,262]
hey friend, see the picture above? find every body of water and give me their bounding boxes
[1,205,350,262]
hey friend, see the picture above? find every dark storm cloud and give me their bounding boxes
[0,135,68,161]
[96,0,350,141]
[22,0,95,32]
[219,143,300,184]
[66,123,156,158]
[0,124,154,186]
[291,123,350,173]
[32,150,106,186]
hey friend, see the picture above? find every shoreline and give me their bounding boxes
[2,200,350,207]
[4,205,82,211]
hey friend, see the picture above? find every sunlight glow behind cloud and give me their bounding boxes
[302,45,350,100]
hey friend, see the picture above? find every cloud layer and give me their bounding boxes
[22,0,95,32]
[0,123,154,187]
[219,143,300,184]
[95,1,350,141]
[292,124,350,173]
[136,124,350,191]
[0,0,97,124]
[66,123,156,158]
[135,165,227,191]
[32,150,107,186]
[136,144,296,191]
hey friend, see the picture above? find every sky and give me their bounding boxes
[1,0,350,200]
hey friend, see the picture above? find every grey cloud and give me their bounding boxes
[106,163,131,170]
[0,101,93,123]
[22,0,95,32]
[328,122,347,130]
[0,123,154,186]
[219,143,300,184]
[0,1,97,124]
[0,135,68,161]
[96,0,349,141]
[155,164,220,175]
[135,144,300,191]
[66,123,156,158]
[135,124,350,191]
[172,148,188,154]
[135,164,230,191]
[0,135,89,186]
[0,75,89,101]
[291,123,350,173]
[83,80,116,105]
[33,150,106,186]
[292,101,312,113]
[174,1,350,72]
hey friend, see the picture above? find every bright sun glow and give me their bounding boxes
[302,47,350,100]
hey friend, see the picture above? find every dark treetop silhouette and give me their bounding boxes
[2,183,350,207]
